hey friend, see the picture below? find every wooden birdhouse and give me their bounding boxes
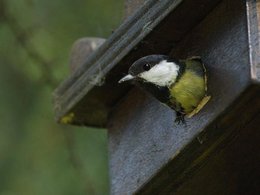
[54,0,260,194]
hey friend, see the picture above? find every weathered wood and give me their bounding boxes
[109,85,260,195]
[108,0,260,194]
[247,0,260,81]
[125,0,146,17]
[135,85,260,194]
[69,38,106,73]
[53,0,221,126]
[175,109,260,195]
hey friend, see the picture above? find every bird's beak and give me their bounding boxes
[118,74,135,83]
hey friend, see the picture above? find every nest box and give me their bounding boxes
[54,0,260,194]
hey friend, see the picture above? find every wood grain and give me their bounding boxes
[247,0,260,81]
[125,0,146,18]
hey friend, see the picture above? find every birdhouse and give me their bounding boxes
[53,0,260,194]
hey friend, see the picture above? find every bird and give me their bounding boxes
[118,55,211,123]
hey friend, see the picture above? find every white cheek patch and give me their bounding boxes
[139,60,179,87]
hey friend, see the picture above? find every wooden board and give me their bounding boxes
[125,0,146,17]
[175,111,260,195]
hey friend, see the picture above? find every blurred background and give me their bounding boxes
[0,0,123,194]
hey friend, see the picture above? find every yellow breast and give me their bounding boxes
[170,70,206,114]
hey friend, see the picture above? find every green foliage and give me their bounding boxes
[0,0,123,194]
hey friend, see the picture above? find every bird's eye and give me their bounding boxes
[143,64,151,71]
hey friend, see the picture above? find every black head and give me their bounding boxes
[129,55,174,76]
[119,55,181,87]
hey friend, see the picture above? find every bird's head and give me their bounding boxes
[119,55,182,87]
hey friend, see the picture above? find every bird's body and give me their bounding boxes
[119,55,210,123]
[170,58,206,114]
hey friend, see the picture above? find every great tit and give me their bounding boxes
[118,55,210,123]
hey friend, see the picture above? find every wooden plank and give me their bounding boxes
[247,0,260,81]
[136,85,260,194]
[108,0,260,194]
[53,0,222,126]
[175,109,260,195]
[69,38,106,73]
[125,0,146,17]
